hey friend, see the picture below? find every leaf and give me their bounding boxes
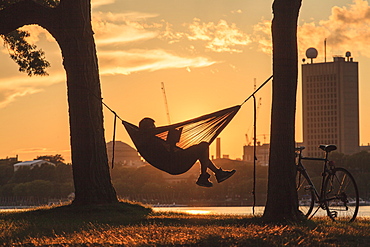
[1,29,50,76]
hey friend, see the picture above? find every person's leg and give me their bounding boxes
[185,142,214,187]
[194,142,236,186]
[200,156,236,183]
[197,142,218,174]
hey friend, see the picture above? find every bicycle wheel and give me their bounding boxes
[296,170,315,217]
[323,167,359,223]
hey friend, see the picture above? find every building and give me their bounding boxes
[106,141,144,167]
[13,160,56,172]
[302,49,360,156]
[243,142,269,166]
[0,155,18,164]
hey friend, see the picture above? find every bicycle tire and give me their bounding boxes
[296,169,315,217]
[323,167,359,223]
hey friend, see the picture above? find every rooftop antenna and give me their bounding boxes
[306,47,318,64]
[161,82,171,124]
[324,39,327,63]
[345,51,351,62]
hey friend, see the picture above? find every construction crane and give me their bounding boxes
[245,133,269,146]
[161,82,171,124]
[245,96,262,143]
[245,78,264,145]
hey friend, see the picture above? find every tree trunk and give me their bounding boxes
[0,0,118,205]
[263,0,302,221]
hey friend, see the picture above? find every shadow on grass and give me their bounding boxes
[144,210,317,228]
[0,201,152,241]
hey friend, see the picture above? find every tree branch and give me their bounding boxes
[0,0,54,35]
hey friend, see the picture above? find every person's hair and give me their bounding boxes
[139,117,155,129]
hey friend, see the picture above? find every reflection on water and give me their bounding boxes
[153,206,370,217]
[184,209,211,215]
[153,206,265,216]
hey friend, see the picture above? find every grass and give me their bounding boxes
[1,202,370,246]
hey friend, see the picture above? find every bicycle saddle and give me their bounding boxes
[319,144,337,152]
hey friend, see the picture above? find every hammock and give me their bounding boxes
[104,75,272,172]
[122,105,240,152]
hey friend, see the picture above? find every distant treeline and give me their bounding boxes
[0,155,73,199]
[0,150,369,206]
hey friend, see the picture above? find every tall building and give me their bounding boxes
[302,49,360,157]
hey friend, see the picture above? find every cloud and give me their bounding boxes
[0,88,42,108]
[311,0,370,57]
[161,18,251,53]
[252,0,370,58]
[231,10,243,14]
[93,11,159,22]
[94,21,158,45]
[92,11,161,45]
[0,73,65,108]
[92,0,116,9]
[98,49,216,75]
[14,147,50,154]
[252,19,272,54]
[91,13,218,75]
[186,18,251,53]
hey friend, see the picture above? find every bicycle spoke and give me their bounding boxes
[324,168,359,223]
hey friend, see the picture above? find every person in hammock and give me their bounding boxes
[137,117,236,187]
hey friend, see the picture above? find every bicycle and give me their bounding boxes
[296,144,359,222]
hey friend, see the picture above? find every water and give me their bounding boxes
[1,205,369,218]
[153,205,370,218]
[153,206,265,216]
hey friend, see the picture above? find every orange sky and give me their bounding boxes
[1,0,370,163]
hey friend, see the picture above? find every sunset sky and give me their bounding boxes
[1,0,370,163]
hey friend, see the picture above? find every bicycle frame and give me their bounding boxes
[296,148,333,208]
[296,145,359,222]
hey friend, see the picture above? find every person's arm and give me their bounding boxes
[141,125,169,136]
[167,127,182,145]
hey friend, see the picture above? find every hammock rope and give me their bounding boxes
[111,112,117,169]
[241,75,273,106]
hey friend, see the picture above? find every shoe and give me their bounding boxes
[215,168,236,183]
[196,173,213,187]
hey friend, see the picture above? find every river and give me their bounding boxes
[1,205,369,218]
[152,205,370,218]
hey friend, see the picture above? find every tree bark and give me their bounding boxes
[0,0,118,205]
[263,0,302,221]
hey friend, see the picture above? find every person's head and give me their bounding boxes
[139,117,155,129]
